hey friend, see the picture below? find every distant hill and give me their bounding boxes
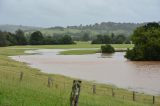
[66,22,144,35]
[0,22,155,36]
[0,25,42,33]
[37,22,145,36]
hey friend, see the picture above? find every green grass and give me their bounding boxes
[0,45,159,106]
[58,42,132,55]
[60,49,99,55]
[10,41,134,49]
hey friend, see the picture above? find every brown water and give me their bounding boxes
[10,49,160,95]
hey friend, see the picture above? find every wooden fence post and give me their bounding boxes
[112,88,115,97]
[133,91,135,101]
[70,80,81,106]
[48,77,53,87]
[153,96,155,104]
[93,84,96,94]
[20,72,23,81]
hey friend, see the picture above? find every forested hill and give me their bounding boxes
[32,22,145,36]
[66,22,144,35]
[0,22,157,36]
[0,25,42,33]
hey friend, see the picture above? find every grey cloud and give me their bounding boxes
[0,0,160,27]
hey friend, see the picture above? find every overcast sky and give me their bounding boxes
[0,0,160,27]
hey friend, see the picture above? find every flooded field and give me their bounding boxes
[11,49,160,95]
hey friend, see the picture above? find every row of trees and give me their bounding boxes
[0,30,74,47]
[91,34,130,44]
[30,31,74,45]
[67,22,141,35]
[52,31,92,41]
[0,30,28,46]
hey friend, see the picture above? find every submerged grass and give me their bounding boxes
[0,44,159,106]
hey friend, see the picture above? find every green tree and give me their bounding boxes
[43,36,54,45]
[92,35,104,44]
[82,33,90,41]
[30,31,44,45]
[115,35,126,44]
[60,35,74,44]
[0,31,8,47]
[125,22,160,61]
[6,33,18,45]
[103,35,111,44]
[111,33,116,44]
[15,29,27,45]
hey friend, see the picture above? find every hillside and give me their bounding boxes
[0,25,42,33]
[37,22,144,36]
[0,22,152,36]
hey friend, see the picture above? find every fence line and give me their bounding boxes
[0,70,160,105]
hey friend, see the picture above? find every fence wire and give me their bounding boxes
[0,70,160,106]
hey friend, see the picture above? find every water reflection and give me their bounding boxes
[100,53,113,58]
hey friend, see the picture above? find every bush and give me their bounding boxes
[101,44,115,53]
[125,22,160,61]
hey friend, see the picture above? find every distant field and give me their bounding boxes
[11,42,134,49]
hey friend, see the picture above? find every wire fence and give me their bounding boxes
[0,70,160,106]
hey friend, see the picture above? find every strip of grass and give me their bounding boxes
[0,46,158,106]
[60,49,99,55]
[59,48,128,55]
[10,42,134,49]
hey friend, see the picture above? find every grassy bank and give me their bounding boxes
[0,45,159,106]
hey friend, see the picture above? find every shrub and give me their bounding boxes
[101,44,115,53]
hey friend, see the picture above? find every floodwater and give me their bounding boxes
[10,49,160,95]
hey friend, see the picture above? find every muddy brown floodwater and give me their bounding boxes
[10,49,160,95]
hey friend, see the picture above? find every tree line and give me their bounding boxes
[67,22,142,35]
[0,30,74,47]
[91,33,130,44]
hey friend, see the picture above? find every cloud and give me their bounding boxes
[0,0,160,27]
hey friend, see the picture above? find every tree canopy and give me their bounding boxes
[125,22,160,61]
[0,29,28,46]
[0,30,75,47]
[15,29,27,45]
[29,31,44,45]
[0,31,8,47]
[92,34,130,44]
